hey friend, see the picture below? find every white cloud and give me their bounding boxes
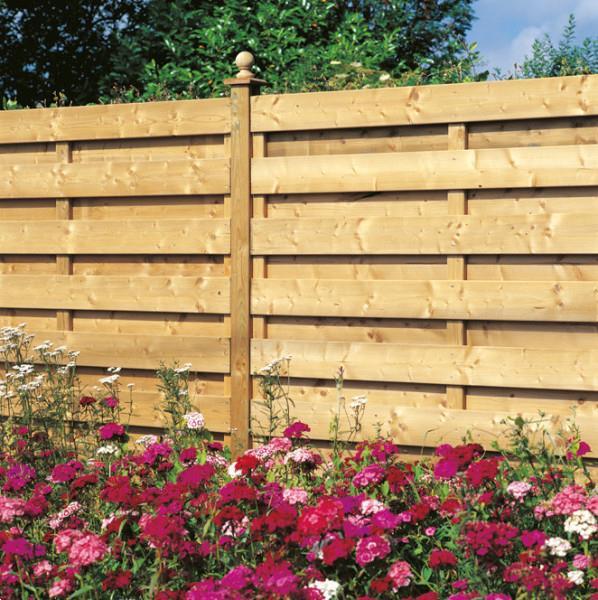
[470,0,598,75]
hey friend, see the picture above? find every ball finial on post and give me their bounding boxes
[235,51,255,79]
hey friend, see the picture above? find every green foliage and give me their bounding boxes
[103,0,480,102]
[0,0,143,107]
[516,15,597,78]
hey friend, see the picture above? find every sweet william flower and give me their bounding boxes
[98,422,125,440]
[283,421,310,439]
[355,535,391,566]
[68,533,108,567]
[387,560,412,589]
[567,570,584,585]
[308,579,341,599]
[544,536,572,557]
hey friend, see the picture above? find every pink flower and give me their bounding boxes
[98,422,125,440]
[282,487,309,505]
[425,526,437,536]
[577,441,591,456]
[68,533,108,567]
[434,458,458,479]
[48,577,73,598]
[355,535,391,567]
[103,396,119,409]
[572,554,590,569]
[0,496,26,523]
[33,560,53,577]
[507,481,532,500]
[54,529,85,553]
[283,421,310,439]
[352,464,385,488]
[388,560,412,590]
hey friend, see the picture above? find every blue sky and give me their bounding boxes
[468,0,598,75]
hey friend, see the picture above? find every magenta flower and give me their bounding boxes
[283,421,310,439]
[98,422,125,440]
[352,464,385,488]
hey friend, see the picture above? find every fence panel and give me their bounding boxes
[0,98,232,436]
[1,70,597,455]
[250,74,598,454]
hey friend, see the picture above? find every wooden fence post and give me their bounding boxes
[224,52,265,456]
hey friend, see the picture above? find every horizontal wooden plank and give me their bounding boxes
[251,74,598,131]
[252,145,598,194]
[251,397,598,453]
[266,125,447,156]
[128,391,230,432]
[251,213,598,255]
[0,159,229,198]
[29,331,229,372]
[0,275,230,313]
[251,339,598,391]
[0,98,230,143]
[252,279,598,322]
[0,219,230,254]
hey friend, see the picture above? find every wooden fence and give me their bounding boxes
[1,54,597,456]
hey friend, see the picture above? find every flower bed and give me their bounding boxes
[0,326,596,599]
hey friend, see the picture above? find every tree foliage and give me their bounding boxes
[104,0,480,102]
[516,15,598,79]
[0,0,143,107]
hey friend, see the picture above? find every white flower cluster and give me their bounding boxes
[349,395,368,410]
[308,579,341,599]
[174,363,192,374]
[0,324,33,353]
[100,367,121,385]
[96,444,120,456]
[564,509,597,540]
[567,570,585,585]
[544,536,572,557]
[258,355,292,375]
[183,412,205,431]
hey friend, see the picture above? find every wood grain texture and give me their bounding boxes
[27,331,229,372]
[0,159,229,198]
[252,144,598,194]
[0,275,229,313]
[251,397,598,452]
[251,339,598,391]
[229,83,253,454]
[0,98,231,143]
[55,141,73,332]
[446,124,468,409]
[251,213,598,255]
[251,279,598,322]
[128,391,230,432]
[251,74,598,132]
[0,219,230,254]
